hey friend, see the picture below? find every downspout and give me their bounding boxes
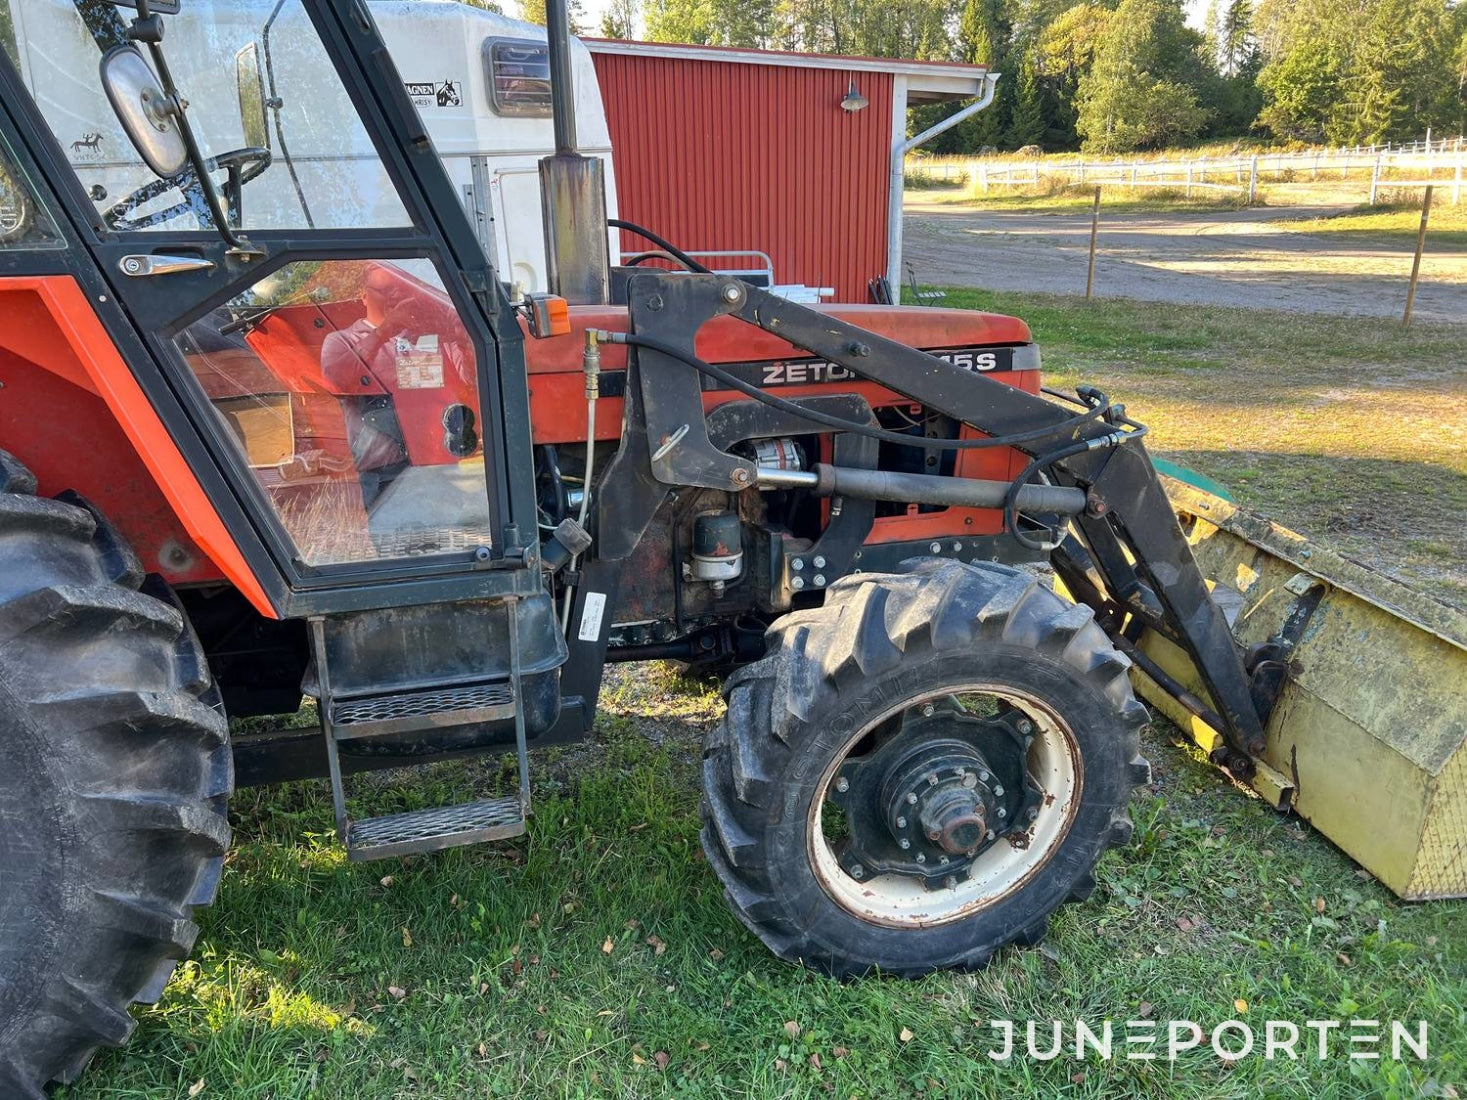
[886,72,998,303]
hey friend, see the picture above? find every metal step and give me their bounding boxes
[345,795,526,861]
[330,682,515,740]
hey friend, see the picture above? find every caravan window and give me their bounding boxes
[483,38,552,118]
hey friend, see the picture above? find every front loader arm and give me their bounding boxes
[616,273,1266,764]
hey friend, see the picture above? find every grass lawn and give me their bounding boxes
[936,288,1467,607]
[65,296,1466,1099]
[1275,202,1467,251]
[910,185,1254,217]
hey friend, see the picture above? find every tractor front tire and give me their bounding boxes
[0,453,231,1095]
[701,558,1149,977]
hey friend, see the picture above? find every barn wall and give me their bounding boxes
[591,52,894,303]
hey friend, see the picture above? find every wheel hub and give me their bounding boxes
[827,699,1042,891]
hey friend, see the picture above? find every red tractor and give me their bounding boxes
[3,0,1415,1092]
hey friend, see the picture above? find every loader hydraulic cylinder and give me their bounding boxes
[758,464,1089,515]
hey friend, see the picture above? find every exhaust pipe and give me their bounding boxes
[540,0,610,305]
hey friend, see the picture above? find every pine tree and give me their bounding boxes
[1219,0,1256,77]
[957,0,1012,149]
[1006,50,1046,147]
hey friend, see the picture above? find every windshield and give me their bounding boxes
[1,0,411,233]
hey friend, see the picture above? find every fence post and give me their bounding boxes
[1085,186,1101,300]
[1186,162,1193,196]
[1248,157,1259,204]
[1453,156,1462,206]
[980,163,988,194]
[1130,164,1137,188]
[1403,185,1433,325]
[1369,156,1381,204]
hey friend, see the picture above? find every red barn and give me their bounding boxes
[586,41,994,303]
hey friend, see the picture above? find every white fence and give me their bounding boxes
[911,137,1467,205]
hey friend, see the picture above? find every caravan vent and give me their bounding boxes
[483,38,552,118]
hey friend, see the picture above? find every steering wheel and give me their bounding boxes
[104,146,272,231]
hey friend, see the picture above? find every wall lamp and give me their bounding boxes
[840,78,869,113]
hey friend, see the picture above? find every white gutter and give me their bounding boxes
[886,72,998,303]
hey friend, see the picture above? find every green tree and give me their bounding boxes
[1345,0,1458,143]
[1006,49,1047,146]
[1219,0,1256,76]
[599,0,638,37]
[518,0,586,31]
[1036,3,1112,147]
[957,0,1012,148]
[645,0,773,46]
[1076,0,1210,152]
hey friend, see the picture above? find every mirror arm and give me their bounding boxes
[130,0,255,253]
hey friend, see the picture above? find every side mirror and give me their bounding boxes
[235,43,271,151]
[99,46,188,179]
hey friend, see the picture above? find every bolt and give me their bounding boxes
[906,792,918,805]
[648,294,664,311]
[927,773,939,786]
[993,785,1004,797]
[952,541,963,552]
[938,855,950,865]
[921,703,935,717]
[1027,807,1039,821]
[791,559,804,571]
[835,777,849,793]
[997,807,1007,818]
[986,830,996,841]
[977,770,990,782]
[848,341,870,357]
[722,284,743,303]
[927,829,940,841]
[813,574,826,587]
[944,875,957,888]
[915,853,926,863]
[898,838,910,850]
[813,555,826,568]
[792,577,805,591]
[731,468,751,485]
[961,773,978,789]
[1017,719,1034,736]
[850,864,864,879]
[930,541,942,554]
[896,816,907,828]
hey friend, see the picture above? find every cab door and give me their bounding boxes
[0,0,538,616]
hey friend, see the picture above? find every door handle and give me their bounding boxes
[119,254,216,277]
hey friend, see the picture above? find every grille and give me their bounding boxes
[333,683,513,726]
[350,796,525,852]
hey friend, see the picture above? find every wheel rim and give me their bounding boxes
[808,684,1083,928]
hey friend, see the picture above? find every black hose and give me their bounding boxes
[608,219,713,274]
[1002,419,1148,552]
[623,250,696,270]
[618,332,1117,452]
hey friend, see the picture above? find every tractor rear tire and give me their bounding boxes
[701,558,1149,977]
[0,452,231,1096]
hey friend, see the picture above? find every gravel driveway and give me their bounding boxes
[903,201,1467,323]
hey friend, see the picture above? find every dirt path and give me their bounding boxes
[903,200,1467,323]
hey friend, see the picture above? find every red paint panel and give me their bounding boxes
[593,53,893,303]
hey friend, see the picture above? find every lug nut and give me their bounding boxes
[850,864,864,879]
[927,773,939,786]
[921,703,935,717]
[915,853,926,863]
[944,875,957,888]
[993,785,1004,797]
[898,838,910,850]
[938,855,950,865]
[978,770,989,782]
[896,816,907,829]
[835,777,849,793]
[1017,719,1034,735]
[906,792,918,805]
[986,829,996,841]
[930,542,942,553]
[997,807,1007,818]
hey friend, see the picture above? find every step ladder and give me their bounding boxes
[308,596,531,861]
